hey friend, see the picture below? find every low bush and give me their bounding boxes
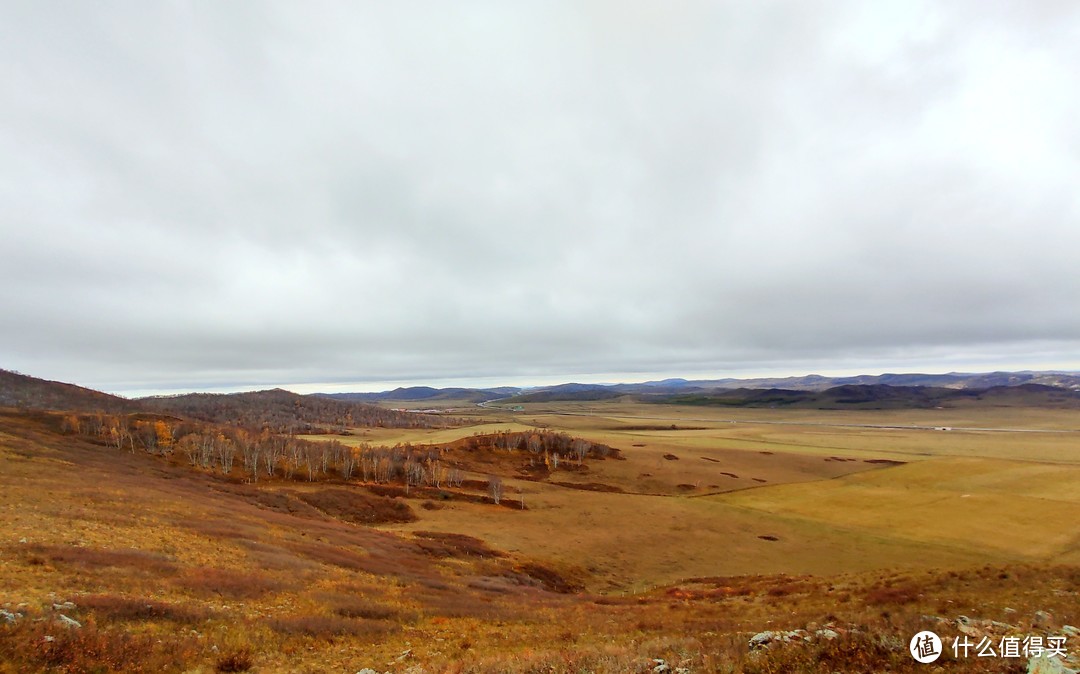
[17,543,177,574]
[78,594,211,624]
[176,567,284,599]
[268,614,398,639]
[0,618,198,673]
[294,488,418,525]
[413,531,506,559]
[215,646,254,672]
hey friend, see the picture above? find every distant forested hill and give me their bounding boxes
[0,369,136,413]
[1,369,454,431]
[139,388,453,432]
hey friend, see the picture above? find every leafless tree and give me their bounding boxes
[487,476,504,505]
[216,434,236,474]
[180,435,200,467]
[572,438,591,463]
[360,448,376,482]
[339,446,356,480]
[262,435,283,477]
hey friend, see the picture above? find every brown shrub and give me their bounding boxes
[331,598,413,622]
[268,614,398,639]
[294,488,418,525]
[176,567,284,599]
[18,543,177,574]
[458,479,490,491]
[417,592,514,620]
[549,481,624,493]
[515,562,583,594]
[413,531,506,559]
[214,485,325,520]
[215,647,254,672]
[78,594,211,624]
[0,618,198,673]
[287,541,370,570]
[864,583,921,606]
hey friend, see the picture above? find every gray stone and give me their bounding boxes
[1027,653,1077,674]
[1062,625,1079,637]
[652,659,671,673]
[815,628,840,640]
[57,614,81,629]
[749,631,778,649]
[0,609,17,623]
[878,635,904,651]
[1034,611,1055,629]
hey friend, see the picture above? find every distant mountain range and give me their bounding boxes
[321,386,518,404]
[650,382,1080,410]
[4,368,1080,415]
[326,370,1080,405]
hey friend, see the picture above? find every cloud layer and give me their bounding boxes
[3,1,1079,394]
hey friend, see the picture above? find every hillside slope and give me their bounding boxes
[140,388,453,432]
[0,369,135,413]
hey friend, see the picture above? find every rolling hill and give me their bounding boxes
[654,383,1080,409]
[0,370,455,431]
[319,386,516,404]
[0,369,136,413]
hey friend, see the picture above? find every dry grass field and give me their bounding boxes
[2,399,1078,672]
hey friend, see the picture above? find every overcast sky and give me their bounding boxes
[2,1,1079,396]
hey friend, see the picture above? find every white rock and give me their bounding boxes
[57,614,81,629]
[1034,611,1055,629]
[1027,653,1078,674]
[749,631,777,648]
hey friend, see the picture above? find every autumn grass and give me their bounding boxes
[716,457,1080,560]
[1,405,1078,672]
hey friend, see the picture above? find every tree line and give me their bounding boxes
[58,412,469,487]
[138,388,460,433]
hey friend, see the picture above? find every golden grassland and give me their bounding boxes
[1,401,1078,672]
[716,458,1080,563]
[244,399,1080,590]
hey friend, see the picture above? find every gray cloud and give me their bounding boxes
[2,1,1079,394]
